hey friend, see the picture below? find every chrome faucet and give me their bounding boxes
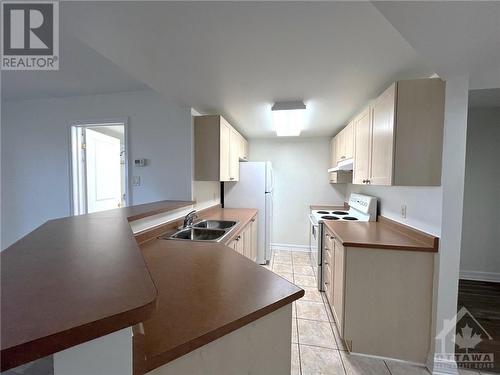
[183,210,198,229]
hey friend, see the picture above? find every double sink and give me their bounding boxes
[160,220,238,242]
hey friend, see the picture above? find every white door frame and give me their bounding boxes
[69,118,130,215]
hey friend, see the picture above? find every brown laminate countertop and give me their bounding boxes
[323,217,438,252]
[0,200,193,372]
[139,207,304,372]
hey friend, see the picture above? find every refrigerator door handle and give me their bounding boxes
[266,163,275,193]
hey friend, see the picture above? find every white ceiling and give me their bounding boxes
[373,1,500,90]
[1,34,149,101]
[4,2,498,137]
[61,1,433,138]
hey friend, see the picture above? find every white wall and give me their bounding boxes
[429,76,469,372]
[346,185,442,236]
[1,90,192,249]
[460,107,500,280]
[250,137,346,247]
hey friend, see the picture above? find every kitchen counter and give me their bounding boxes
[137,207,304,372]
[0,200,192,371]
[1,203,303,373]
[323,216,438,252]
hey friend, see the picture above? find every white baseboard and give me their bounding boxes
[428,355,459,375]
[460,270,500,283]
[349,351,426,369]
[271,243,310,252]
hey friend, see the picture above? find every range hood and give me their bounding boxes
[328,158,354,173]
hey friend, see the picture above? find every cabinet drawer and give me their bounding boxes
[323,245,333,269]
[324,262,334,306]
[324,231,334,251]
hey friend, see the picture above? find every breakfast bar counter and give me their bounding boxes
[1,202,303,373]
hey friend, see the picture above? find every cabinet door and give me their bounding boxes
[234,234,244,254]
[250,216,258,262]
[219,119,231,181]
[333,238,345,336]
[330,137,336,168]
[240,135,249,162]
[353,108,371,184]
[243,225,252,258]
[344,121,354,160]
[336,130,346,163]
[370,83,396,186]
[229,129,240,181]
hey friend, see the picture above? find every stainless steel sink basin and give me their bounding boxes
[169,228,226,241]
[159,219,239,243]
[193,220,238,230]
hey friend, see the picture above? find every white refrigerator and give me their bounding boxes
[224,162,274,264]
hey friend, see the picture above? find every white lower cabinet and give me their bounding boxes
[323,227,434,364]
[228,215,258,262]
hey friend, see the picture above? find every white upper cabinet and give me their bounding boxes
[349,78,445,186]
[352,107,371,185]
[194,115,248,182]
[369,83,396,186]
[229,128,240,181]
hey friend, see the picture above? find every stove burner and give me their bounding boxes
[342,216,358,221]
[321,216,340,220]
[332,211,348,215]
[317,211,330,214]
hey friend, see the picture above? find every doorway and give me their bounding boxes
[70,121,129,215]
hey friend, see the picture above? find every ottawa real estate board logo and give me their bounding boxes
[1,1,59,70]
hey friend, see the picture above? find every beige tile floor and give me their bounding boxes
[263,248,490,375]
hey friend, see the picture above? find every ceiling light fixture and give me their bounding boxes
[271,101,306,137]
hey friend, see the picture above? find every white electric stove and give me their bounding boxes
[309,193,378,290]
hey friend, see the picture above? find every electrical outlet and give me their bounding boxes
[401,204,407,219]
[132,176,141,187]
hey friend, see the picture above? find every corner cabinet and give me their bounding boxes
[228,215,258,262]
[353,78,445,186]
[194,115,248,182]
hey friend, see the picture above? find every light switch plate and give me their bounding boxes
[132,176,141,187]
[401,204,407,219]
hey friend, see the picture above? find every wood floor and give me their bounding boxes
[457,279,500,373]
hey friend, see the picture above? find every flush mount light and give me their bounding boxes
[271,101,306,136]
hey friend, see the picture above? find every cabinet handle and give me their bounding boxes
[235,235,241,241]
[325,281,329,285]
[251,218,256,222]
[341,155,346,159]
[324,261,329,265]
[230,177,235,180]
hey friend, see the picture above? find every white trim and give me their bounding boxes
[460,270,500,283]
[271,243,310,252]
[348,351,427,369]
[68,117,130,215]
[428,355,459,375]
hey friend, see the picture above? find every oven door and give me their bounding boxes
[309,215,324,291]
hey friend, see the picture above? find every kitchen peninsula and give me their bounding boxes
[0,201,303,375]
